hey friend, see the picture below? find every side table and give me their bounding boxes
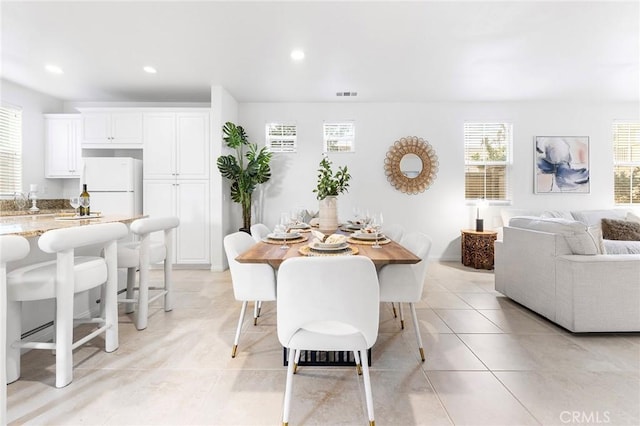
[461,229,498,270]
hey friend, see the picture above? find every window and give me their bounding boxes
[323,122,355,152]
[266,123,297,153]
[613,121,640,204]
[0,105,22,195]
[464,122,512,202]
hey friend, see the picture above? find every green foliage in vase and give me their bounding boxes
[313,156,351,200]
[217,122,272,229]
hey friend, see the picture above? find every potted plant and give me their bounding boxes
[217,121,272,232]
[313,156,351,231]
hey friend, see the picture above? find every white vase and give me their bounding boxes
[318,196,339,232]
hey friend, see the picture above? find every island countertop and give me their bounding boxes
[0,213,145,238]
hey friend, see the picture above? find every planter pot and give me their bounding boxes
[318,196,339,233]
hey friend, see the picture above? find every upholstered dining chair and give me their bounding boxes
[378,232,432,362]
[223,231,277,358]
[1,235,30,424]
[117,216,180,330]
[6,222,128,388]
[382,223,404,242]
[277,256,379,426]
[249,223,270,243]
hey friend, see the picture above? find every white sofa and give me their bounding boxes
[495,209,640,332]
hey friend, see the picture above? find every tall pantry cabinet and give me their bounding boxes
[143,110,210,265]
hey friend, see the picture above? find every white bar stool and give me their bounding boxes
[6,222,128,388]
[1,235,30,424]
[117,216,179,331]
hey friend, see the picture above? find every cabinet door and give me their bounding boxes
[111,112,143,145]
[175,180,210,264]
[176,113,210,180]
[143,180,177,262]
[82,112,110,144]
[143,113,176,179]
[45,116,81,178]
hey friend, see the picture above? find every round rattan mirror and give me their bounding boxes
[384,136,439,194]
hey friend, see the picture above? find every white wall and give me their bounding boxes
[1,79,66,199]
[239,100,639,260]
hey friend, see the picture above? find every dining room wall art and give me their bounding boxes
[384,136,439,194]
[534,136,590,194]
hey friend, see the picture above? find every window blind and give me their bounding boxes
[464,122,511,202]
[266,123,297,153]
[0,106,22,195]
[613,121,640,204]
[323,122,355,152]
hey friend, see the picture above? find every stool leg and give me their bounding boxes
[125,267,136,314]
[104,241,119,352]
[55,250,74,388]
[136,235,150,331]
[163,256,172,312]
[5,299,22,384]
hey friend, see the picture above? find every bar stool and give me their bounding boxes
[117,216,179,330]
[1,235,30,424]
[6,222,128,388]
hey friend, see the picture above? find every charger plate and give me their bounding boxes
[347,237,391,245]
[298,245,358,257]
[262,235,308,245]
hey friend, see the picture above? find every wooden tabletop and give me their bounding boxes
[236,235,421,268]
[0,213,145,238]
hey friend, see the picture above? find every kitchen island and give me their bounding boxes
[0,213,143,237]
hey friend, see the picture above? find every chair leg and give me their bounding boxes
[391,302,397,318]
[163,257,173,312]
[6,300,22,384]
[399,303,405,329]
[257,300,262,317]
[282,348,296,426]
[232,301,248,358]
[359,349,375,426]
[253,301,259,326]
[409,303,425,362]
[354,349,362,375]
[54,251,75,388]
[293,348,301,374]
[125,267,136,314]
[136,240,150,331]
[104,241,119,352]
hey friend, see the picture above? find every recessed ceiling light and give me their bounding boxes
[143,66,157,74]
[290,50,305,61]
[45,64,63,74]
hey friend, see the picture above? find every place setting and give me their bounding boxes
[299,230,359,257]
[261,212,309,248]
[345,212,389,248]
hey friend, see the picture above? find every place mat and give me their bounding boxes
[347,237,391,245]
[298,245,359,257]
[262,235,308,245]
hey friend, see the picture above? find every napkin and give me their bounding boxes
[310,230,346,245]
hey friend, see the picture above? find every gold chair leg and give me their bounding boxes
[253,317,258,326]
[419,347,425,362]
[400,319,405,330]
[231,344,238,358]
[293,363,298,374]
[391,303,397,318]
[356,363,362,375]
[369,421,375,426]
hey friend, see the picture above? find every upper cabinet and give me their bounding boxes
[45,114,82,178]
[80,109,143,148]
[143,110,210,180]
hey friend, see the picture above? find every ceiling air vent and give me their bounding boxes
[336,91,358,97]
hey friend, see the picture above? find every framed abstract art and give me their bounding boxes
[534,136,590,194]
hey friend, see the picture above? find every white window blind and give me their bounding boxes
[323,122,355,153]
[464,122,512,202]
[613,121,640,204]
[0,106,22,195]
[266,123,297,153]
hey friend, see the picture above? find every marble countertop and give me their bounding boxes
[0,213,144,238]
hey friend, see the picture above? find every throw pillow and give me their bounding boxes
[601,218,640,241]
[626,211,640,224]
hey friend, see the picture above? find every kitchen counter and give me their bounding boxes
[0,213,144,238]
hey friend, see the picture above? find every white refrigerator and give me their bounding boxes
[82,157,143,216]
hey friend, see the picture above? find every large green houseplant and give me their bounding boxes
[217,122,272,231]
[313,156,351,231]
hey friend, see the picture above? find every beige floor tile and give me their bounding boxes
[477,308,561,334]
[427,371,539,425]
[455,292,519,310]
[425,292,474,309]
[434,309,504,333]
[421,334,487,371]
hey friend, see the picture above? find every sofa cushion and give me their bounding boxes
[541,210,574,220]
[571,209,628,226]
[626,211,640,224]
[508,216,602,255]
[601,218,640,241]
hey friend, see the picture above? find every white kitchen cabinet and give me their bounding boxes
[80,109,143,147]
[44,114,82,178]
[143,110,210,180]
[143,179,210,265]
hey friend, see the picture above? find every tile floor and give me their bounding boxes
[6,262,640,425]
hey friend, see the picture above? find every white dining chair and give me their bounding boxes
[6,222,128,388]
[223,231,277,358]
[1,235,30,424]
[249,223,270,243]
[382,223,404,242]
[378,232,432,362]
[117,216,179,330]
[277,256,379,426]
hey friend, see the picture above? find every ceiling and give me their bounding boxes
[2,1,638,103]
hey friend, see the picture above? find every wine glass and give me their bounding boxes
[372,212,384,249]
[14,192,27,210]
[276,212,292,250]
[69,196,80,216]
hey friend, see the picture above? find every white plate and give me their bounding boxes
[267,232,301,240]
[313,241,344,249]
[289,223,311,229]
[309,242,349,252]
[352,232,383,241]
[346,223,364,230]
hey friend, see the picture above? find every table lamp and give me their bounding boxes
[475,198,488,232]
